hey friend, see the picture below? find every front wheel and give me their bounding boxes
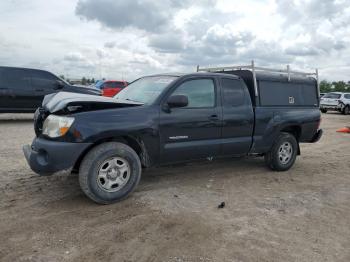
[343,106,350,115]
[320,108,327,113]
[79,142,141,204]
[264,132,298,171]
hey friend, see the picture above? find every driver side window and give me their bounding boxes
[171,79,215,108]
[30,70,59,90]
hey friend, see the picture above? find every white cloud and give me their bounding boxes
[0,0,349,81]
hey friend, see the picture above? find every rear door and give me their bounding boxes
[159,77,222,163]
[0,68,33,110]
[0,68,11,110]
[220,77,254,155]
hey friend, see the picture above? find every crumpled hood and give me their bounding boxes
[42,92,143,113]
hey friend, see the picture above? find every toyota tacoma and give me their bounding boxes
[23,65,323,204]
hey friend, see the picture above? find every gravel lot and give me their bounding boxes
[0,112,349,262]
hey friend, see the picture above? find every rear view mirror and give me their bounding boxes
[54,80,65,90]
[167,95,188,108]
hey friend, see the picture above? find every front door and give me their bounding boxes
[30,70,60,108]
[159,77,222,164]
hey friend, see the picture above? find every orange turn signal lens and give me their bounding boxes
[59,126,70,136]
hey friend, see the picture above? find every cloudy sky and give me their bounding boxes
[0,0,349,81]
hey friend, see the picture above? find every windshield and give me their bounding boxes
[114,76,178,104]
[323,93,341,99]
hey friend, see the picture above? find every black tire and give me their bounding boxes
[264,132,298,171]
[79,142,141,204]
[343,106,350,115]
[321,109,327,113]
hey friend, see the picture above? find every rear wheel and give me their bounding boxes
[343,105,350,115]
[264,132,298,171]
[79,142,141,204]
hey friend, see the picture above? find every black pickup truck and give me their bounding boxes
[23,65,322,204]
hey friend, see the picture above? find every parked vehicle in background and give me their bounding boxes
[23,63,322,204]
[320,93,325,98]
[320,92,350,114]
[0,66,101,113]
[337,93,350,115]
[95,80,128,97]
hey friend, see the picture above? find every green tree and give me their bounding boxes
[332,81,347,92]
[319,80,332,93]
[81,77,87,85]
[59,75,65,80]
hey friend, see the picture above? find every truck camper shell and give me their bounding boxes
[197,61,319,107]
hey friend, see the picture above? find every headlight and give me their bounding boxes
[42,115,74,138]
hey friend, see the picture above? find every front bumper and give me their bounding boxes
[310,129,323,143]
[337,103,346,111]
[23,138,92,176]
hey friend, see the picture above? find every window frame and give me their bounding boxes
[164,77,218,109]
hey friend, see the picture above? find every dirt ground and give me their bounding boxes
[0,112,349,262]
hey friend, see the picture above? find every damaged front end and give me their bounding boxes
[42,91,143,114]
[24,92,146,175]
[33,92,143,136]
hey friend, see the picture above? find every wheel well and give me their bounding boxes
[281,125,301,141]
[280,125,301,155]
[72,136,148,173]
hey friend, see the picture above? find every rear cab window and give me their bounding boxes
[221,78,245,106]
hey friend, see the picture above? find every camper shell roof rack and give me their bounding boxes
[196,60,319,98]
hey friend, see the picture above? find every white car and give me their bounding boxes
[337,93,350,115]
[320,92,350,114]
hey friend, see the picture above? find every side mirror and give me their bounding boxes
[54,80,65,90]
[167,95,188,108]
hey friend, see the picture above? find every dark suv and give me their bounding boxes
[0,66,101,113]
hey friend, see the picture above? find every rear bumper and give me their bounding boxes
[320,104,339,111]
[23,138,92,176]
[310,129,323,143]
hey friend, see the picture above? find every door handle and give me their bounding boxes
[208,114,219,121]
